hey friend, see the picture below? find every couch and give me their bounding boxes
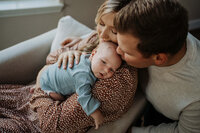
[0,16,146,133]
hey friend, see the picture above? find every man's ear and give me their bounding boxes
[153,53,168,66]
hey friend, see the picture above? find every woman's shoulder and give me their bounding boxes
[93,62,138,99]
[112,63,138,90]
[117,63,138,76]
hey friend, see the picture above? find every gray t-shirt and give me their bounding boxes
[40,54,100,116]
[133,33,200,133]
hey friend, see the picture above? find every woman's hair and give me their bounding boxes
[79,42,99,53]
[95,0,132,24]
[81,0,132,53]
[114,0,188,58]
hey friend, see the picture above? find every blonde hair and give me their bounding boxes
[81,0,131,53]
[79,42,99,53]
[95,0,131,24]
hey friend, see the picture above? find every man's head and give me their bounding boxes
[90,41,122,79]
[114,0,188,68]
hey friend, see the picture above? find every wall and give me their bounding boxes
[0,0,104,50]
[0,13,62,50]
[0,0,199,50]
[179,0,200,30]
[179,0,200,20]
[62,0,104,29]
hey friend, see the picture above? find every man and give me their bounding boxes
[114,0,200,132]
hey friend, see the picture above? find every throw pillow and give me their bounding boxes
[50,16,94,52]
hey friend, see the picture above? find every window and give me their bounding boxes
[0,0,63,17]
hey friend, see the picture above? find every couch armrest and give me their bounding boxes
[88,90,147,133]
[0,29,56,84]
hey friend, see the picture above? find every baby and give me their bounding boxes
[36,41,122,129]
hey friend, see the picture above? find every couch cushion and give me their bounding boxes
[50,16,93,52]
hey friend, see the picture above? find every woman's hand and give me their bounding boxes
[61,37,82,47]
[57,50,83,69]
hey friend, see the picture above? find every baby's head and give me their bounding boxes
[90,41,122,79]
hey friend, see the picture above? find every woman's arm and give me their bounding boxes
[46,31,98,66]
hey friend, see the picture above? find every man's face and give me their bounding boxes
[116,33,155,68]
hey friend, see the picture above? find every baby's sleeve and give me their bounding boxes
[74,72,100,116]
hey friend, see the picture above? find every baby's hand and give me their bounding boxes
[90,109,104,129]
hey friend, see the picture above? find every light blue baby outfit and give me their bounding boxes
[40,54,100,116]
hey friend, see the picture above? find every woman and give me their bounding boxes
[0,0,137,132]
[32,0,137,132]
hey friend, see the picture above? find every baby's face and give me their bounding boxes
[91,42,122,79]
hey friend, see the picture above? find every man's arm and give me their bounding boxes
[132,100,200,133]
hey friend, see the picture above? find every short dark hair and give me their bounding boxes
[114,0,188,57]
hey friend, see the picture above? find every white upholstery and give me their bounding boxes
[0,16,146,133]
[51,16,94,52]
[0,29,56,84]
